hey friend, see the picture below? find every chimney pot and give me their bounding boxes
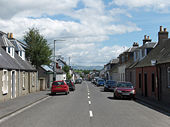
[147,36,150,39]
[10,33,13,39]
[160,26,163,32]
[7,33,10,38]
[144,35,147,39]
[164,28,167,32]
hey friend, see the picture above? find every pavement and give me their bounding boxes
[136,95,170,115]
[0,81,169,127]
[0,90,49,119]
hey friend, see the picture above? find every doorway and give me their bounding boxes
[144,73,148,97]
[11,71,16,98]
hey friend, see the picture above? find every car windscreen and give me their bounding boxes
[106,81,116,85]
[117,83,133,88]
[53,81,65,86]
[98,80,104,83]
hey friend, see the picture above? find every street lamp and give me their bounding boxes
[53,39,65,81]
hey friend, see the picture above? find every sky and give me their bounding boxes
[0,0,170,66]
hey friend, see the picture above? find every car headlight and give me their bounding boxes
[117,90,122,93]
[130,90,135,94]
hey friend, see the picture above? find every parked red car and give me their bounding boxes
[51,80,69,95]
[114,82,136,99]
[65,80,75,91]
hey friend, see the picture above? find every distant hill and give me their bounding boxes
[72,65,103,70]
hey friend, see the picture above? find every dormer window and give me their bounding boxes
[18,50,25,60]
[6,46,15,58]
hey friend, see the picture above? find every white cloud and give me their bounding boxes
[0,0,79,19]
[109,8,132,18]
[112,0,170,13]
[0,0,141,66]
[56,43,128,66]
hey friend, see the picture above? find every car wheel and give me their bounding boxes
[132,96,136,100]
[65,92,68,95]
[51,92,55,96]
[104,87,107,92]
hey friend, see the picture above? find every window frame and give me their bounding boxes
[2,70,8,95]
[22,72,25,89]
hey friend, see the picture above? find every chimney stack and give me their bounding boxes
[7,33,14,39]
[158,26,168,44]
[143,35,152,45]
[133,42,139,47]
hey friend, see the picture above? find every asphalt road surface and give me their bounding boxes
[0,81,170,127]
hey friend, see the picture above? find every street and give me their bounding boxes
[0,81,170,127]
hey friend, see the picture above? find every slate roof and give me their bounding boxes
[0,46,36,71]
[10,39,25,51]
[111,58,119,64]
[139,42,157,49]
[0,35,14,47]
[0,32,36,71]
[41,65,53,72]
[136,39,170,67]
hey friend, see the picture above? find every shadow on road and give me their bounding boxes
[48,93,68,96]
[135,100,170,117]
[107,96,132,101]
[100,88,113,93]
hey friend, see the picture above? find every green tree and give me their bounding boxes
[24,28,52,68]
[63,65,72,80]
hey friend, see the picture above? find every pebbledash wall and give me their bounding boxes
[0,70,38,102]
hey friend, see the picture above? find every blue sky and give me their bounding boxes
[0,0,170,66]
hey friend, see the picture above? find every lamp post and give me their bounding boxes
[53,39,65,81]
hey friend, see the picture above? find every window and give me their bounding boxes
[32,73,35,87]
[130,71,132,82]
[6,47,15,58]
[2,70,8,94]
[8,47,10,54]
[20,51,22,57]
[151,73,155,92]
[139,73,142,88]
[168,67,170,88]
[23,72,25,88]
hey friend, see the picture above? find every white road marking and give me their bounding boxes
[89,110,93,117]
[88,93,90,95]
[89,101,91,105]
[0,96,50,123]
[88,96,90,99]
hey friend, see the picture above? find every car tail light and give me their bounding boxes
[63,85,67,88]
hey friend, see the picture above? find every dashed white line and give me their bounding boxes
[88,96,90,99]
[89,110,93,117]
[88,93,90,95]
[88,101,91,105]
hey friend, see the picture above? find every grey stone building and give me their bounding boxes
[0,32,38,102]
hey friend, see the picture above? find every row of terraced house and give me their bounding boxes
[0,31,56,103]
[101,26,170,105]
